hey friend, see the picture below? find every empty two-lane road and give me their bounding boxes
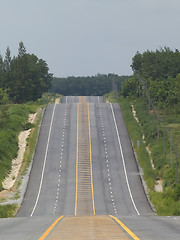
[0,96,180,239]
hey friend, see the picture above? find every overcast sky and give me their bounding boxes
[0,0,180,77]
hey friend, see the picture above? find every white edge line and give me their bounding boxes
[30,104,56,217]
[110,103,140,216]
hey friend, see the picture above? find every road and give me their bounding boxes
[0,96,180,239]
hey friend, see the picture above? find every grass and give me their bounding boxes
[119,97,157,190]
[22,109,43,175]
[149,187,180,215]
[104,91,121,103]
[0,204,18,218]
[165,122,180,156]
[12,191,20,200]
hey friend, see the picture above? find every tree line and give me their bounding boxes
[121,47,180,108]
[50,74,129,96]
[0,42,53,104]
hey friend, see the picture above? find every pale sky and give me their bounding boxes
[0,0,180,77]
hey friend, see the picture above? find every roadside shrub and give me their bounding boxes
[23,122,35,130]
[0,204,18,218]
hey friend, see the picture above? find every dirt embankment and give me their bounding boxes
[131,104,163,192]
[0,113,37,201]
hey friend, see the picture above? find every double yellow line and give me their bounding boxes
[75,103,95,216]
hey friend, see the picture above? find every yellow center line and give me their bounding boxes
[87,103,96,215]
[109,215,141,240]
[38,215,64,240]
[75,103,79,216]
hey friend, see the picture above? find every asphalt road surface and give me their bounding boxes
[0,96,180,239]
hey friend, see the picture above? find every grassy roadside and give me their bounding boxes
[0,93,62,218]
[120,98,157,189]
[0,204,18,218]
[0,104,37,192]
[105,92,180,215]
[21,108,43,176]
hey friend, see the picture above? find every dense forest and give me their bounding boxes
[0,42,53,103]
[50,74,129,96]
[121,47,180,108]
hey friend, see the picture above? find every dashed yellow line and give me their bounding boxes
[109,215,141,240]
[75,103,79,216]
[38,215,64,240]
[87,103,95,215]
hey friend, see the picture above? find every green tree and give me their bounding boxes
[4,47,11,73]
[131,51,142,72]
[130,47,180,107]
[121,76,138,97]
[0,43,52,103]
[18,41,26,57]
[10,52,52,102]
[176,74,180,104]
[0,54,5,88]
[3,47,12,89]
